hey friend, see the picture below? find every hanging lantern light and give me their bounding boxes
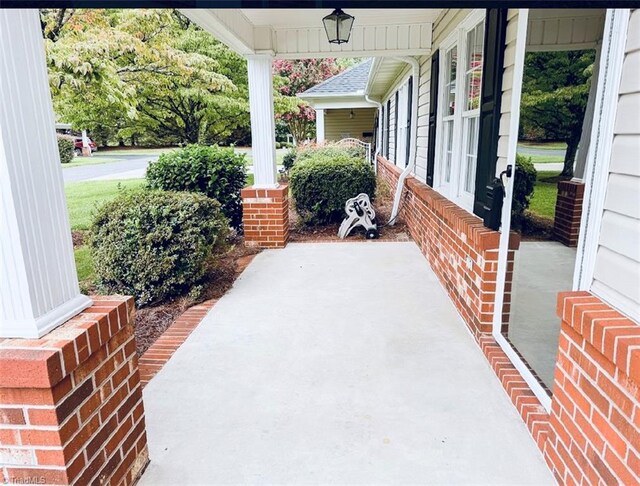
[322,8,355,45]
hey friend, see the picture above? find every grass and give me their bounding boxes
[518,141,567,151]
[98,147,178,156]
[62,156,125,169]
[243,149,286,167]
[65,179,146,230]
[529,170,561,219]
[74,246,95,293]
[526,154,564,164]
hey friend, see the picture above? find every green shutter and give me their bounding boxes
[426,50,439,187]
[473,8,508,218]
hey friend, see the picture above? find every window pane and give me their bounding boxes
[465,23,484,111]
[464,116,479,193]
[445,46,458,116]
[444,120,454,183]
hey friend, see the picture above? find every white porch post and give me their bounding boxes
[316,109,326,143]
[247,54,278,188]
[0,9,91,338]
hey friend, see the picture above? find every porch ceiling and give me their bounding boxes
[181,8,441,59]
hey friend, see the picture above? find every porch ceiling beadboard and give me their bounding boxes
[181,9,439,58]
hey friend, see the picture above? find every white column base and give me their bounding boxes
[0,294,92,339]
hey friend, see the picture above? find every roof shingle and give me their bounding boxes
[300,59,372,96]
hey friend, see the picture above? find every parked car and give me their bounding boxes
[73,137,97,156]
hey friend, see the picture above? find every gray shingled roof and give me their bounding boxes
[299,59,372,96]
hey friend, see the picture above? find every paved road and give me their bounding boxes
[62,154,158,183]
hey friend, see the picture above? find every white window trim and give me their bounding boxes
[574,9,629,293]
[433,9,486,213]
[382,72,413,166]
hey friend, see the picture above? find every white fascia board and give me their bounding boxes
[275,48,428,60]
[365,57,384,96]
[305,99,379,110]
[181,9,255,55]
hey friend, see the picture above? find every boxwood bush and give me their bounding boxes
[512,153,537,225]
[290,153,376,225]
[57,136,75,164]
[146,145,246,230]
[90,190,229,306]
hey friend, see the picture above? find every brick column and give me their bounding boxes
[241,184,289,248]
[546,291,640,485]
[0,296,148,485]
[553,180,584,247]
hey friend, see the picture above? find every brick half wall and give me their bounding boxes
[377,156,519,338]
[0,296,148,485]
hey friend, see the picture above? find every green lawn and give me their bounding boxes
[62,156,125,169]
[65,179,146,230]
[529,170,561,219]
[526,153,564,164]
[243,149,286,167]
[98,147,178,156]
[518,141,567,151]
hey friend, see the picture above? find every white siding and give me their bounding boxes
[495,9,521,177]
[591,9,640,322]
[323,108,376,142]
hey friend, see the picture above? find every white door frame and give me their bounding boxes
[489,9,554,412]
[491,8,629,413]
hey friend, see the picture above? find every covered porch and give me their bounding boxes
[139,242,553,484]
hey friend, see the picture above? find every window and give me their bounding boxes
[385,100,391,159]
[435,11,486,212]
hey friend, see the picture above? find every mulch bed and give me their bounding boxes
[113,240,260,356]
[72,230,86,248]
[518,211,555,242]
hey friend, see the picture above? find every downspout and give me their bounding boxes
[365,93,382,173]
[388,56,420,225]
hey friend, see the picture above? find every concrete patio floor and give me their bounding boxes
[140,242,554,485]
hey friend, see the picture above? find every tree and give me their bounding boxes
[272,59,343,144]
[520,50,596,178]
[42,9,250,146]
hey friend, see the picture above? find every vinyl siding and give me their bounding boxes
[495,9,520,177]
[591,9,640,322]
[323,108,376,142]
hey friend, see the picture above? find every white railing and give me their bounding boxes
[337,138,372,164]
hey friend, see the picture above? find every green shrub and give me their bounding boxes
[90,189,229,306]
[283,149,297,172]
[57,136,75,164]
[290,154,376,225]
[296,145,365,164]
[146,145,246,229]
[512,154,537,224]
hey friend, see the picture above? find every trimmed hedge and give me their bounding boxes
[290,152,376,225]
[90,189,229,306]
[512,153,537,225]
[57,137,75,164]
[146,145,246,230]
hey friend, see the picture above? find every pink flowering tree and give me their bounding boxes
[273,59,342,144]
